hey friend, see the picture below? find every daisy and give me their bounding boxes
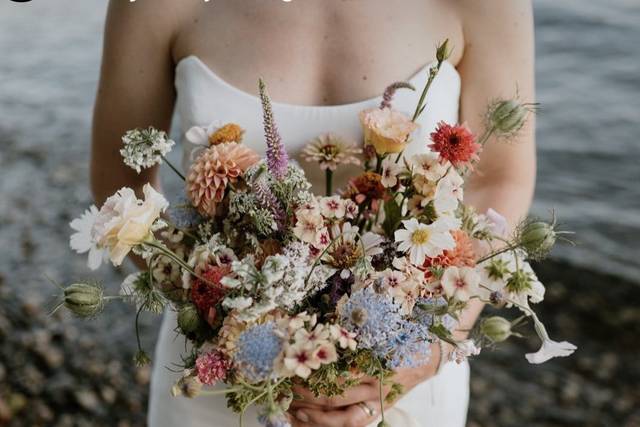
[69,205,106,270]
[441,266,481,302]
[394,218,456,266]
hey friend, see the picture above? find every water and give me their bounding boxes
[0,0,639,284]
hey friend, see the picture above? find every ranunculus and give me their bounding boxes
[93,184,168,266]
[359,107,418,154]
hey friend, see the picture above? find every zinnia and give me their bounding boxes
[359,107,418,154]
[429,121,481,168]
[187,143,259,216]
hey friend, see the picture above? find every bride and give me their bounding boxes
[90,1,535,426]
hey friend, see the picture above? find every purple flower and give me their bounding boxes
[259,79,289,180]
[252,177,286,230]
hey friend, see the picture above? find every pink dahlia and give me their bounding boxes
[429,122,481,168]
[186,143,259,216]
[195,350,231,386]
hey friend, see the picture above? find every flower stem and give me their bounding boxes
[411,60,444,122]
[161,155,186,181]
[325,170,333,196]
[377,360,387,425]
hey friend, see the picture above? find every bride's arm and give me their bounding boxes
[91,0,180,206]
[291,2,535,426]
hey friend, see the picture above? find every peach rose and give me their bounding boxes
[359,107,418,154]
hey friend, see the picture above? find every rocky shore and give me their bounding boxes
[0,260,637,427]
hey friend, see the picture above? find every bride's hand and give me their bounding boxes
[289,343,444,427]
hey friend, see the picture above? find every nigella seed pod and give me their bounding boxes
[177,304,201,334]
[171,375,202,398]
[519,220,557,259]
[480,316,513,343]
[487,99,531,137]
[63,282,104,318]
[350,308,368,327]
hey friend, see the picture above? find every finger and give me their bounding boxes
[291,383,380,408]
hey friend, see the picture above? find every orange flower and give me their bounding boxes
[209,123,245,146]
[186,143,259,216]
[344,172,386,204]
[359,107,418,154]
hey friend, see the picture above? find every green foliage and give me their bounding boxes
[382,198,402,238]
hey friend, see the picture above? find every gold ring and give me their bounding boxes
[357,402,376,417]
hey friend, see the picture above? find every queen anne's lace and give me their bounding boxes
[120,127,175,173]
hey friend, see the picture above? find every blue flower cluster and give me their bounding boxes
[340,288,431,369]
[234,322,283,382]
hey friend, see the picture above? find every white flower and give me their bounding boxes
[451,339,481,363]
[486,208,508,237]
[434,169,464,215]
[319,196,346,219]
[185,121,223,147]
[411,152,448,181]
[312,342,338,365]
[343,199,358,219]
[282,344,320,379]
[525,338,577,364]
[293,205,325,244]
[69,205,107,270]
[222,296,253,311]
[261,255,289,283]
[92,184,169,266]
[441,266,481,302]
[380,157,404,188]
[120,127,174,173]
[394,218,456,265]
[329,325,357,351]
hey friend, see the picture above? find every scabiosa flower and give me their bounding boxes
[234,322,284,382]
[186,143,260,216]
[429,121,481,168]
[338,288,402,351]
[359,107,418,155]
[394,218,456,266]
[195,350,231,386]
[386,321,431,369]
[302,133,361,171]
[120,127,175,173]
[413,296,457,333]
[259,79,289,180]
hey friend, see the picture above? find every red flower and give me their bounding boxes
[191,265,230,317]
[429,122,481,168]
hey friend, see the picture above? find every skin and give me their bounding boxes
[92,1,535,426]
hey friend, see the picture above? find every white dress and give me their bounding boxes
[148,55,470,427]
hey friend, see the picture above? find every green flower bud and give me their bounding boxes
[519,220,557,259]
[63,282,104,318]
[436,39,452,62]
[487,99,531,137]
[480,316,513,343]
[177,304,201,335]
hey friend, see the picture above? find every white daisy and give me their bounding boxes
[394,218,456,265]
[69,205,107,270]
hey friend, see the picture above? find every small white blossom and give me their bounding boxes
[120,127,174,173]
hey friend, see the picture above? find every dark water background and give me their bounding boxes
[0,1,639,426]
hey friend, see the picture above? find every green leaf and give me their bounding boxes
[382,198,403,238]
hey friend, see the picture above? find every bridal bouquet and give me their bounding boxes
[60,42,575,426]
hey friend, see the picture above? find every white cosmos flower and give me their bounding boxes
[185,121,223,147]
[394,218,456,266]
[69,205,107,270]
[441,266,481,302]
[525,338,577,364]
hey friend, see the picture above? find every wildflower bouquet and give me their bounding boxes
[61,42,575,426]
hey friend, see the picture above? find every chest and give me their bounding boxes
[172,0,463,106]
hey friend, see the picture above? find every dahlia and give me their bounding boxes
[429,121,481,168]
[186,143,259,216]
[302,133,361,171]
[195,350,231,386]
